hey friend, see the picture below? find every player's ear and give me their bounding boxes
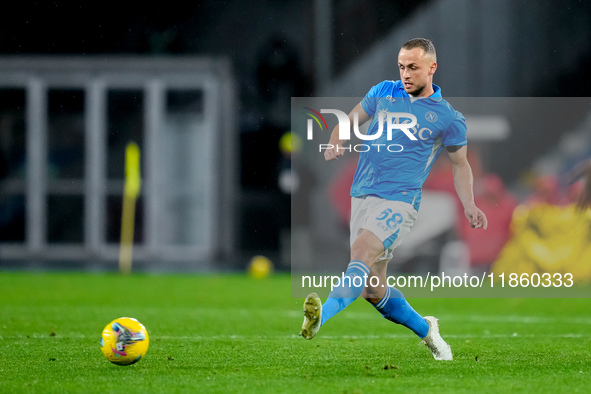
[429,62,437,76]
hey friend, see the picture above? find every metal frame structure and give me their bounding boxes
[0,57,236,265]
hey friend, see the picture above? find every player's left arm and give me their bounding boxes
[446,145,488,229]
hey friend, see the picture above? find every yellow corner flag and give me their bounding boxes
[119,141,141,274]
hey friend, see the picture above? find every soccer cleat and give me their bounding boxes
[299,292,322,340]
[421,316,453,361]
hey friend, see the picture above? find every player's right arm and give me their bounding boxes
[324,103,370,161]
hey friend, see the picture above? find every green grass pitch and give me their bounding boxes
[1,271,590,393]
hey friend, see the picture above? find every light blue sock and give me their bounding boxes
[373,286,429,338]
[320,260,370,326]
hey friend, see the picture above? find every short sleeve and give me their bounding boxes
[360,82,384,117]
[443,110,468,146]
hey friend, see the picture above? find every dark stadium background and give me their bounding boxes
[1,0,590,271]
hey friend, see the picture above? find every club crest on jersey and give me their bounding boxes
[425,111,438,123]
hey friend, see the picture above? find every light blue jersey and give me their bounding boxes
[352,80,467,210]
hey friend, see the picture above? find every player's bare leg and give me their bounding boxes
[350,229,385,267]
[362,259,389,304]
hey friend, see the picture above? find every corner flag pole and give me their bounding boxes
[119,141,141,275]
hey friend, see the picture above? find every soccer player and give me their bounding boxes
[299,38,488,360]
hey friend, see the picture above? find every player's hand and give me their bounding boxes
[324,143,345,161]
[464,205,488,230]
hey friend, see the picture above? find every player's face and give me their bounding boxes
[398,47,437,97]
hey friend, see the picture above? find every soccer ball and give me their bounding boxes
[100,317,149,366]
[248,255,274,279]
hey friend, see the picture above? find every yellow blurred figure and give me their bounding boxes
[492,204,591,282]
[248,255,274,279]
